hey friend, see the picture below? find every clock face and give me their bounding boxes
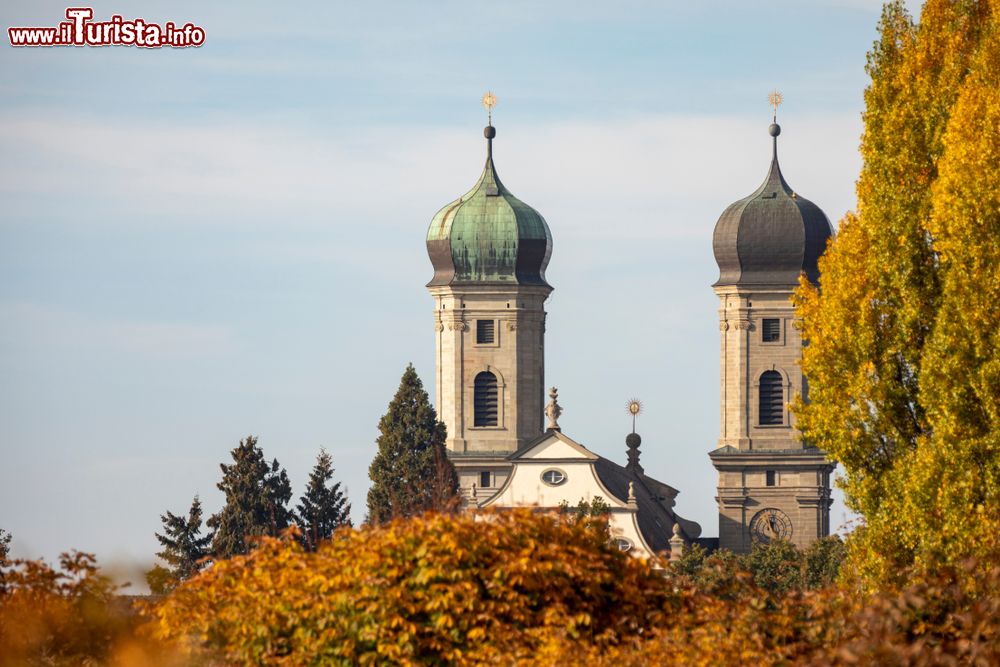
[750,508,792,544]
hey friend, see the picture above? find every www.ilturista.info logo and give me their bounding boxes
[8,8,205,48]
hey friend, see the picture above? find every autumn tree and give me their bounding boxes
[366,364,458,523]
[150,509,671,665]
[147,496,212,593]
[0,529,10,562]
[793,0,1000,582]
[295,449,352,551]
[208,435,293,559]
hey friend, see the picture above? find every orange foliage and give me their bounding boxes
[0,552,184,667]
[539,558,1000,666]
[148,509,669,665]
[147,510,1000,666]
[3,513,998,665]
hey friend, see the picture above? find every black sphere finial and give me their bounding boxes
[625,431,643,474]
[484,125,496,139]
[768,123,781,137]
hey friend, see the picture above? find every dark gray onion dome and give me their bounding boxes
[712,123,832,287]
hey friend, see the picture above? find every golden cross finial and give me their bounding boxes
[626,398,642,432]
[768,89,783,121]
[482,91,497,125]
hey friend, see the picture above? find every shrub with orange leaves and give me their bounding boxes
[536,556,1000,667]
[4,512,999,666]
[0,551,185,667]
[148,509,1000,667]
[148,508,673,665]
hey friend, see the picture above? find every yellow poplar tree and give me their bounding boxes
[793,0,999,583]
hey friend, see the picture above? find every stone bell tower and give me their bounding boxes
[425,99,553,502]
[709,106,836,552]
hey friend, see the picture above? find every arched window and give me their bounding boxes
[474,371,498,426]
[759,371,784,425]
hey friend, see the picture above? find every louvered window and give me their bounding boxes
[766,470,776,486]
[474,371,498,426]
[762,318,781,342]
[480,471,491,488]
[759,371,784,425]
[476,320,495,344]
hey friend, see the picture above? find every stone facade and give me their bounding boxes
[428,283,550,501]
[709,122,836,553]
[716,286,804,448]
[711,285,835,551]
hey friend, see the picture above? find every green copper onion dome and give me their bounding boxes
[712,122,832,287]
[426,125,552,287]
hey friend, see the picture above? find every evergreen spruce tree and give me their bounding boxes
[208,435,293,559]
[367,364,458,523]
[152,495,212,587]
[296,448,352,551]
[0,528,11,561]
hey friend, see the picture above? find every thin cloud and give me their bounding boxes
[0,111,861,241]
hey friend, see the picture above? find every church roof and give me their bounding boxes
[712,122,832,287]
[592,456,702,549]
[426,125,553,287]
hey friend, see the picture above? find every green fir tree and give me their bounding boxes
[208,435,293,559]
[149,495,211,591]
[296,448,352,551]
[0,528,11,561]
[366,364,458,523]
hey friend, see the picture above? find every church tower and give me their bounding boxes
[426,99,553,501]
[709,106,836,552]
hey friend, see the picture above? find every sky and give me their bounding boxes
[0,0,918,586]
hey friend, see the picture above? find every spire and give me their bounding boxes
[482,91,497,160]
[626,432,643,474]
[479,91,500,196]
[625,399,643,474]
[759,90,794,195]
[767,89,783,165]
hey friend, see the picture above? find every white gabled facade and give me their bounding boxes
[479,430,701,560]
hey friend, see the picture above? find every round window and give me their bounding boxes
[614,538,633,552]
[541,469,566,486]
